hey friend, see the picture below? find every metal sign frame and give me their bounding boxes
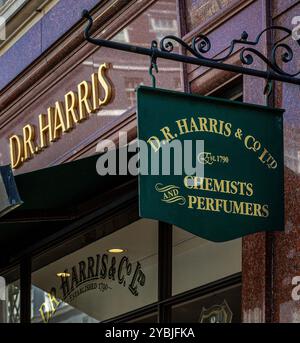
[82,10,300,86]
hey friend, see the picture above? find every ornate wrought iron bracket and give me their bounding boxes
[82,10,300,86]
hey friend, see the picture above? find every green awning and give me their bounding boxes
[0,150,135,265]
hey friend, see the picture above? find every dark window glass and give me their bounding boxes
[172,284,241,323]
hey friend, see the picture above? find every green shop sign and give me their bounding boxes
[137,86,284,242]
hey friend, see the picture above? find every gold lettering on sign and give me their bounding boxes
[9,135,24,169]
[147,115,278,170]
[8,63,113,169]
[98,63,112,106]
[39,291,61,323]
[39,110,53,149]
[77,80,92,121]
[64,91,79,131]
[183,175,269,218]
[22,124,36,161]
[52,101,67,141]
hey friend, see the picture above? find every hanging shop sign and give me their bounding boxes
[137,86,284,242]
[8,63,113,169]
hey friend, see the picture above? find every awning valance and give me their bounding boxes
[0,151,135,264]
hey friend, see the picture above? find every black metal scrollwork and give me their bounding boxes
[160,27,300,77]
[82,10,300,85]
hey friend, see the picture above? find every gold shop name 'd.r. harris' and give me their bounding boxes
[9,63,113,169]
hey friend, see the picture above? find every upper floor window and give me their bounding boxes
[112,28,130,44]
[149,17,177,41]
[185,0,236,32]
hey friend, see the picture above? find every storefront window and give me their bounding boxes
[185,0,236,32]
[6,279,20,323]
[31,219,158,323]
[31,285,98,323]
[172,284,241,322]
[172,226,241,295]
[0,268,20,323]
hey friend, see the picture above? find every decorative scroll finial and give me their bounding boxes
[82,10,93,41]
